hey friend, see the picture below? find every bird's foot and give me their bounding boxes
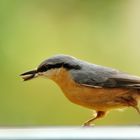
[82,122,95,127]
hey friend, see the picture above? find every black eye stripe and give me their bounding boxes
[37,65,48,72]
[50,63,63,69]
[37,63,81,72]
[63,63,81,70]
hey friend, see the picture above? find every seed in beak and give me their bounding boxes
[20,70,37,81]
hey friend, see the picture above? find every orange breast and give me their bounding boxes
[49,68,134,111]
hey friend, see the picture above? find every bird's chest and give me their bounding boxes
[53,72,106,110]
[51,68,129,111]
[51,69,95,106]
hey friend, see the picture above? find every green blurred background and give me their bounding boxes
[0,0,140,126]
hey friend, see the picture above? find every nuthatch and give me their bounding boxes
[20,54,140,126]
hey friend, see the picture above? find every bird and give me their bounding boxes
[20,54,140,126]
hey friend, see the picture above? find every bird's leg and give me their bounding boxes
[83,111,106,126]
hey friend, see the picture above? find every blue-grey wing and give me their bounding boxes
[70,63,140,89]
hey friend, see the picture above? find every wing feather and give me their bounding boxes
[70,63,140,89]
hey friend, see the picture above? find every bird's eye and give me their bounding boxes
[37,65,48,72]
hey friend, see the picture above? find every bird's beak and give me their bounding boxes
[20,70,38,81]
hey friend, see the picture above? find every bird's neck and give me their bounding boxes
[48,68,76,90]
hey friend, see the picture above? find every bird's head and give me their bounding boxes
[20,54,81,81]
